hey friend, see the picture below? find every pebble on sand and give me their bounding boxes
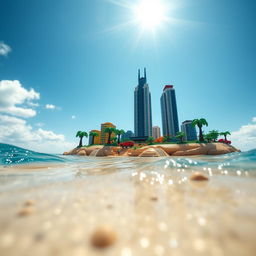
[150,196,158,201]
[17,207,36,217]
[190,172,209,181]
[24,200,36,206]
[91,226,117,249]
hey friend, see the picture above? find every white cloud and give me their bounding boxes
[230,117,256,151]
[0,114,75,154]
[0,80,40,117]
[0,42,11,56]
[27,102,39,107]
[35,122,45,127]
[45,104,56,110]
[71,115,76,119]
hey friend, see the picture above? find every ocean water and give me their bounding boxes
[1,143,256,256]
[1,142,256,171]
[0,142,256,193]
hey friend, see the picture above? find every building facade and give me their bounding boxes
[152,126,161,139]
[121,130,134,141]
[181,120,197,141]
[160,85,179,136]
[134,68,152,138]
[100,122,116,144]
[88,130,101,145]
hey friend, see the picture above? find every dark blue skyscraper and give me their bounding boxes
[134,68,152,138]
[161,85,179,136]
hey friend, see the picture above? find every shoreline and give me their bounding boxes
[64,142,240,157]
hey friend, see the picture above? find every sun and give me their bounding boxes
[133,0,167,31]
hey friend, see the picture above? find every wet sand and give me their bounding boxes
[0,157,256,256]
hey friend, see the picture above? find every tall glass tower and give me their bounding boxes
[160,85,179,136]
[134,68,152,138]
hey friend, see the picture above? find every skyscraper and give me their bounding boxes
[152,126,161,139]
[161,85,179,136]
[181,120,197,141]
[134,68,152,138]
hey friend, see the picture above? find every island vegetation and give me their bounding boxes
[75,118,232,149]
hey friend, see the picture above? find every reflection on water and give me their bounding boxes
[0,144,256,192]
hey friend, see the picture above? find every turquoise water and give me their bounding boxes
[0,143,68,165]
[1,143,256,167]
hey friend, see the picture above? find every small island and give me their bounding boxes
[64,118,239,157]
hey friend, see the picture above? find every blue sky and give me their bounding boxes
[0,0,256,152]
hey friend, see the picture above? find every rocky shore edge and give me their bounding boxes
[63,143,240,157]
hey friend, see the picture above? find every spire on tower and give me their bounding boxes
[144,67,147,79]
[138,69,141,82]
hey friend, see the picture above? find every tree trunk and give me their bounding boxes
[224,135,227,141]
[199,127,204,142]
[92,136,95,145]
[107,132,112,144]
[79,137,83,147]
[117,135,120,144]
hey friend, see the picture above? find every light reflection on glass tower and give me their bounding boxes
[134,68,152,137]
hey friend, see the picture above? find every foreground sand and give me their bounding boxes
[0,157,255,256]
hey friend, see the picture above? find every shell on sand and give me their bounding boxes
[90,226,117,249]
[18,207,36,217]
[190,172,209,181]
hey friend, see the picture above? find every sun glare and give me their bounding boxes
[133,0,167,31]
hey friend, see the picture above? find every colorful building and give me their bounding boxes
[100,122,116,144]
[88,130,101,145]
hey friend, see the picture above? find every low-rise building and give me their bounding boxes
[121,130,134,141]
[100,122,116,144]
[88,130,101,145]
[152,126,161,139]
[181,120,197,141]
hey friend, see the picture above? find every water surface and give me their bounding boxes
[0,143,256,256]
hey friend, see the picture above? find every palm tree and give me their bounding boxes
[204,133,213,143]
[104,127,116,144]
[176,131,185,143]
[208,130,219,142]
[115,129,125,144]
[146,136,155,145]
[76,131,88,147]
[192,118,208,142]
[220,131,231,141]
[89,131,99,145]
[110,137,117,144]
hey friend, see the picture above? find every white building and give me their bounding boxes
[152,126,161,139]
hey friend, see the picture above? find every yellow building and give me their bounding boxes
[89,130,101,145]
[101,122,116,144]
